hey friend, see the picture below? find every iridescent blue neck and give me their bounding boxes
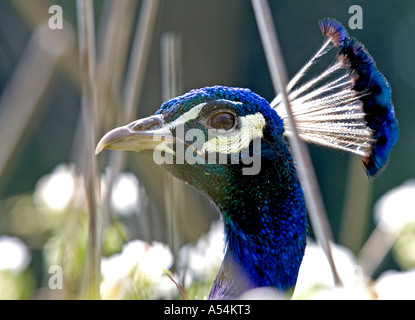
[208,143,307,299]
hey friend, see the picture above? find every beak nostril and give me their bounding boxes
[131,116,163,131]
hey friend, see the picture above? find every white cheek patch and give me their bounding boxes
[201,112,266,154]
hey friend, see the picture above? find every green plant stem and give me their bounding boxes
[76,0,101,300]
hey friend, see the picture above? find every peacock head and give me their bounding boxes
[96,86,291,200]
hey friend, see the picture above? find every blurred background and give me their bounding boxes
[0,0,414,299]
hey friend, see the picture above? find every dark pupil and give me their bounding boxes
[209,112,235,130]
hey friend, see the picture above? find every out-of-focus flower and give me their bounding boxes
[100,170,148,217]
[33,164,80,213]
[374,269,415,300]
[0,236,31,272]
[101,240,176,299]
[358,179,415,279]
[374,179,415,234]
[110,172,145,216]
[293,240,361,299]
[177,220,225,284]
[0,237,34,299]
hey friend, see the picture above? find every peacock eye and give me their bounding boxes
[206,112,236,130]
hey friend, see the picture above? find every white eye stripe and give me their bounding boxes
[151,102,207,135]
[154,99,243,134]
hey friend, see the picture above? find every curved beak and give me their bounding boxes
[95,114,170,155]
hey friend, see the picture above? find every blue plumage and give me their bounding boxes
[319,17,349,47]
[338,38,399,176]
[96,18,398,299]
[319,18,398,176]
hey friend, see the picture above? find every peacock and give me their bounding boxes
[96,19,398,299]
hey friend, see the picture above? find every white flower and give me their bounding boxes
[110,172,143,216]
[0,236,31,272]
[177,220,225,284]
[134,241,173,277]
[374,269,415,300]
[100,170,147,217]
[374,179,415,234]
[33,164,78,213]
[101,240,175,299]
[293,239,360,299]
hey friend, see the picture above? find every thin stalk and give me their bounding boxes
[76,0,101,300]
[251,0,342,286]
[96,0,140,129]
[102,0,160,240]
[340,157,373,254]
[96,0,139,231]
[8,0,81,90]
[164,270,189,300]
[123,0,160,122]
[0,22,74,191]
[161,32,184,261]
[357,226,395,282]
